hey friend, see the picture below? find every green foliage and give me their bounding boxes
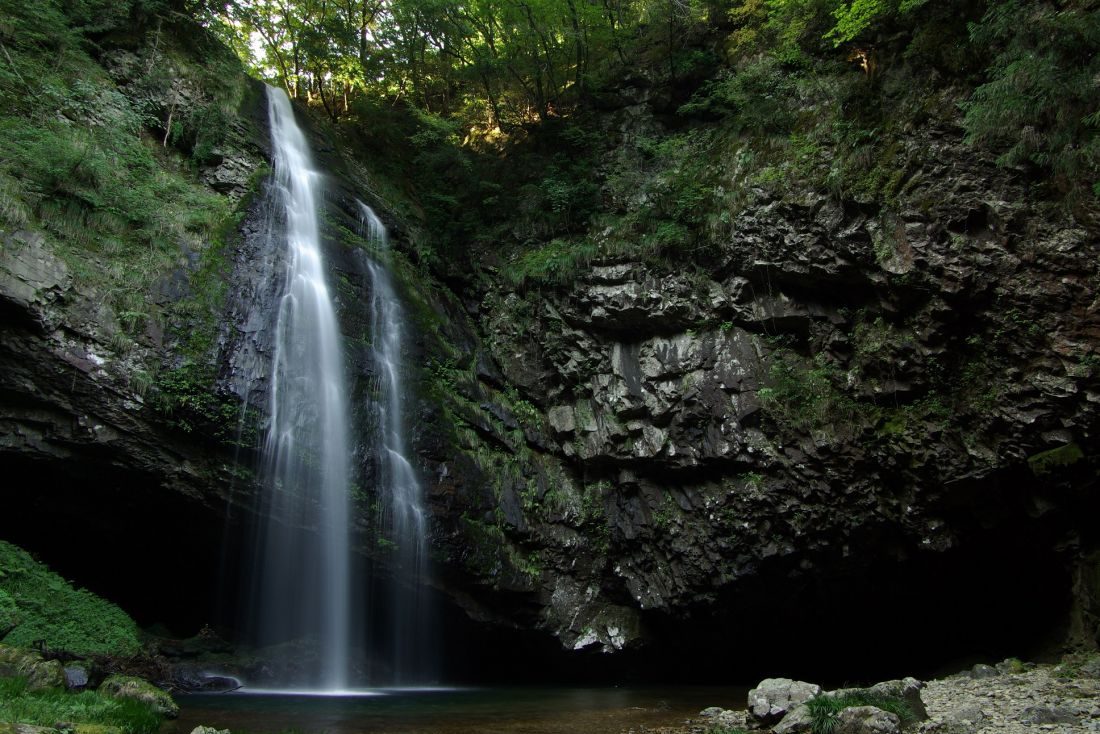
[0,541,141,657]
[963,0,1100,196]
[459,514,539,584]
[502,238,598,287]
[0,0,237,338]
[0,590,19,635]
[806,692,916,734]
[758,347,878,437]
[680,57,797,135]
[151,361,241,438]
[1055,652,1100,678]
[0,677,161,734]
[826,0,926,45]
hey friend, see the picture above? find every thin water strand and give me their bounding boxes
[357,202,433,684]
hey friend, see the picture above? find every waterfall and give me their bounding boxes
[249,86,352,691]
[356,202,433,684]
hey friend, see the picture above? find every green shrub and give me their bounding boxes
[0,677,161,734]
[0,541,141,657]
[963,0,1100,196]
[679,56,798,135]
[758,348,879,437]
[0,590,19,635]
[502,238,599,287]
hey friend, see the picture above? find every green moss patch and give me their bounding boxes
[0,541,141,658]
[1027,443,1085,476]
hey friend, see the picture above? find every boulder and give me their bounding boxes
[945,703,984,725]
[1021,705,1079,725]
[748,678,821,724]
[98,675,179,718]
[171,665,241,693]
[1079,656,1100,678]
[64,663,90,690]
[0,644,65,691]
[994,658,1028,675]
[773,703,815,734]
[0,725,60,734]
[835,706,901,734]
[968,663,999,679]
[190,728,231,734]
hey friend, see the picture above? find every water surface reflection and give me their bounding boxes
[173,686,744,734]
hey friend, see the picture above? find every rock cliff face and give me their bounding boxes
[403,107,1100,674]
[1,18,1097,681]
[0,22,269,632]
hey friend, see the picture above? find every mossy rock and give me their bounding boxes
[1027,442,1085,476]
[98,676,179,719]
[71,725,125,734]
[0,725,61,734]
[0,644,65,691]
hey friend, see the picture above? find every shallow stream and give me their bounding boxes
[171,686,743,734]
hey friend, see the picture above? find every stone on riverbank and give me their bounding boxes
[835,706,901,734]
[98,675,179,718]
[0,645,65,691]
[748,678,821,724]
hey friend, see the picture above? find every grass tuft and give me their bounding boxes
[0,677,161,734]
[806,692,916,734]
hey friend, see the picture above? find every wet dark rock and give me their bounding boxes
[171,667,241,693]
[416,116,1100,666]
[63,663,90,690]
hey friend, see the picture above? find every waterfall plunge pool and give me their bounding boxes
[171,686,743,733]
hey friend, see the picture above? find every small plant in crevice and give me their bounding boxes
[758,347,879,439]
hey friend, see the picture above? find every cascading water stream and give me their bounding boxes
[249,86,352,691]
[356,203,433,684]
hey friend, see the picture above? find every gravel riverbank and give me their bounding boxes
[629,657,1100,734]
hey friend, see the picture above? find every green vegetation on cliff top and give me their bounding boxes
[0,540,141,657]
[204,0,1097,281]
[0,0,268,441]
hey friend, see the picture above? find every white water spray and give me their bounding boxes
[252,86,352,690]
